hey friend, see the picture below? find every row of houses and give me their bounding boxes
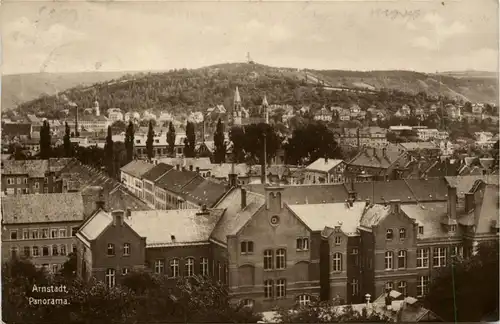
[70,175,499,312]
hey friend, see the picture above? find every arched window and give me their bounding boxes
[332,253,342,272]
[385,251,394,270]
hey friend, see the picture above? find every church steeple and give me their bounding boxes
[262,95,269,124]
[232,86,242,126]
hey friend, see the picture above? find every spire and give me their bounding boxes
[262,95,268,107]
[262,95,269,124]
[234,87,241,103]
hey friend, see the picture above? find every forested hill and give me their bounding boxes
[9,63,498,117]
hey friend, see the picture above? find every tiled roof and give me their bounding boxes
[461,184,499,234]
[156,169,199,193]
[127,209,225,247]
[142,163,173,182]
[306,159,344,173]
[404,178,449,202]
[2,160,49,178]
[156,157,213,171]
[79,210,113,241]
[288,202,366,235]
[359,204,391,229]
[181,178,228,207]
[348,146,406,169]
[347,180,417,204]
[107,187,152,212]
[211,188,265,244]
[401,203,454,239]
[120,160,155,178]
[2,193,84,224]
[245,184,349,205]
[48,158,75,173]
[445,175,499,198]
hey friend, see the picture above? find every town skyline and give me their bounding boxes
[1,0,498,75]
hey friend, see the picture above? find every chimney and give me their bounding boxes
[365,198,371,207]
[382,147,387,158]
[189,165,193,171]
[111,210,125,226]
[372,147,377,157]
[365,293,371,307]
[347,198,354,207]
[176,164,180,170]
[126,208,132,218]
[447,186,457,219]
[196,167,200,174]
[228,170,238,188]
[465,192,475,213]
[196,204,209,215]
[181,166,186,171]
[241,188,247,209]
[389,199,401,214]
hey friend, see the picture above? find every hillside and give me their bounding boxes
[7,63,499,118]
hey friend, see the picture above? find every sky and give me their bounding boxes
[1,0,498,75]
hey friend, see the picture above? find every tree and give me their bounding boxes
[229,126,246,163]
[424,242,499,322]
[59,252,77,278]
[183,121,196,158]
[104,126,115,177]
[63,122,72,157]
[146,120,154,160]
[167,122,176,157]
[213,118,226,163]
[124,121,135,163]
[39,120,52,159]
[273,297,391,323]
[111,120,127,134]
[242,123,281,165]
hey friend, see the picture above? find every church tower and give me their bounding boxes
[232,86,242,126]
[262,95,269,124]
[94,100,100,116]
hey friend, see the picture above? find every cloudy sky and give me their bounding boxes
[1,0,498,75]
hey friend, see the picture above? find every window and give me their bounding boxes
[385,282,394,291]
[201,257,209,276]
[71,227,78,236]
[122,268,129,275]
[23,229,29,240]
[34,182,39,189]
[276,279,286,298]
[24,246,31,257]
[42,246,50,256]
[417,248,429,268]
[398,250,407,269]
[450,224,457,232]
[60,245,66,256]
[433,247,447,267]
[6,188,14,195]
[42,229,49,239]
[7,178,13,185]
[398,281,407,297]
[399,228,406,240]
[107,244,115,256]
[10,230,18,240]
[332,253,343,272]
[384,251,394,270]
[155,259,164,274]
[276,249,286,270]
[296,237,309,251]
[59,229,67,238]
[185,258,194,277]
[10,247,18,258]
[351,248,359,266]
[105,269,116,288]
[31,230,39,239]
[418,226,424,235]
[170,259,179,278]
[264,249,273,270]
[242,299,254,308]
[22,178,28,184]
[50,229,58,238]
[352,279,359,296]
[17,178,22,185]
[52,245,59,256]
[386,229,393,240]
[32,246,39,257]
[240,241,254,254]
[298,294,311,306]
[72,244,77,254]
[51,264,59,274]
[264,280,274,298]
[334,236,342,245]
[123,243,130,256]
[417,276,429,297]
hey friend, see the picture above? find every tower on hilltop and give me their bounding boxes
[247,52,255,64]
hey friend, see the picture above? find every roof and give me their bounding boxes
[2,160,49,177]
[404,178,449,202]
[445,175,499,198]
[79,210,112,241]
[245,183,350,204]
[156,157,213,171]
[2,123,31,136]
[127,209,225,247]
[120,160,155,178]
[401,203,452,239]
[181,178,228,207]
[156,169,199,193]
[306,158,344,173]
[2,193,84,224]
[211,188,265,244]
[399,142,439,151]
[349,146,406,170]
[142,163,173,182]
[288,202,366,235]
[210,163,251,178]
[349,180,417,204]
[359,204,391,229]
[461,183,499,234]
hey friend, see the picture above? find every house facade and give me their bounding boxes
[120,160,155,199]
[304,159,346,184]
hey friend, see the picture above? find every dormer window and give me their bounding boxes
[386,229,393,240]
[418,226,424,235]
[334,236,342,245]
[450,225,457,233]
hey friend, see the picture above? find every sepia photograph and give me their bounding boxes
[0,0,499,323]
